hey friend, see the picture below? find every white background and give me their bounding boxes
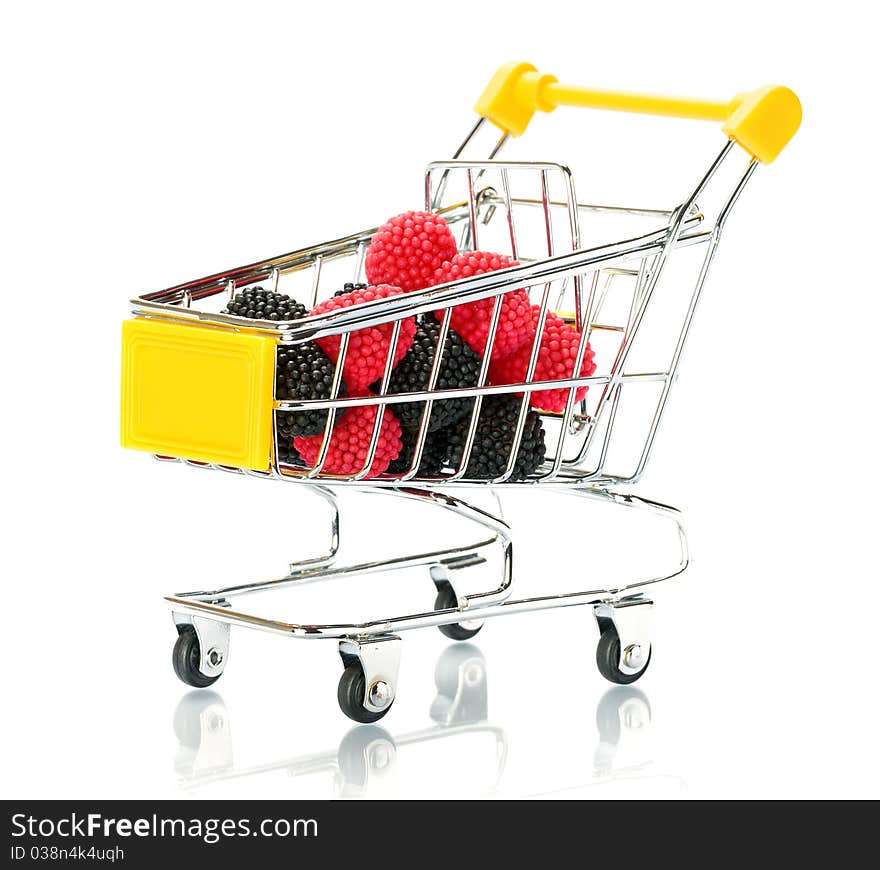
[2,1,877,799]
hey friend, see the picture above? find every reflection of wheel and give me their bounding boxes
[431,643,489,725]
[435,583,483,641]
[337,725,396,788]
[434,642,485,695]
[173,690,225,749]
[595,686,652,745]
[337,663,393,723]
[595,624,651,685]
[172,626,221,688]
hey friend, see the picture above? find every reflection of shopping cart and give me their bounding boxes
[171,647,672,797]
[121,63,800,721]
[174,645,507,798]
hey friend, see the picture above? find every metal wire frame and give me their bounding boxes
[132,141,755,489]
[165,483,687,640]
[131,189,680,320]
[300,145,746,487]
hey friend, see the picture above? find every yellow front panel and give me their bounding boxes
[121,318,276,470]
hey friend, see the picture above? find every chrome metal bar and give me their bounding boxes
[289,228,707,339]
[303,485,341,568]
[626,159,759,483]
[472,193,676,218]
[444,291,505,482]
[173,538,496,602]
[399,313,452,482]
[309,255,323,308]
[429,116,486,210]
[352,319,402,482]
[563,167,584,331]
[493,280,553,484]
[274,370,669,412]
[569,266,602,432]
[559,142,737,477]
[131,218,709,334]
[563,268,643,470]
[574,150,752,481]
[540,169,554,258]
[488,133,509,160]
[167,487,685,638]
[500,168,518,259]
[490,171,559,483]
[136,201,468,307]
[352,242,366,283]
[454,116,486,158]
[539,288,605,481]
[134,170,687,312]
[301,332,349,480]
[397,488,513,607]
[173,487,513,609]
[594,384,622,474]
[465,167,479,251]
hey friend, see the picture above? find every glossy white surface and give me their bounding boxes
[2,0,877,799]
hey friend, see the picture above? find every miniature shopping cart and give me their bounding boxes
[121,62,800,722]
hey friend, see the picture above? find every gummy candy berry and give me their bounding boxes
[365,211,458,292]
[274,342,347,438]
[445,395,545,481]
[293,399,403,479]
[375,317,482,432]
[489,308,596,412]
[310,284,416,391]
[433,252,532,360]
[223,287,305,321]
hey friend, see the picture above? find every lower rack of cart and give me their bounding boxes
[167,484,686,723]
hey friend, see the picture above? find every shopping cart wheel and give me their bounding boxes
[595,624,651,685]
[435,583,483,641]
[338,663,394,724]
[172,625,222,689]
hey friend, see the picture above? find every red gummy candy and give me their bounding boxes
[365,211,458,292]
[489,307,597,412]
[311,284,416,391]
[294,399,403,479]
[432,252,532,359]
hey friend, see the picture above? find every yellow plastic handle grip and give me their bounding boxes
[474,62,801,164]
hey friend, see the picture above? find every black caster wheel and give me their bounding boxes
[337,663,393,724]
[435,583,483,641]
[172,625,221,689]
[595,624,651,685]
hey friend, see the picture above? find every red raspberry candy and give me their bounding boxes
[489,307,597,412]
[365,211,458,292]
[311,284,416,391]
[293,398,403,479]
[433,252,532,360]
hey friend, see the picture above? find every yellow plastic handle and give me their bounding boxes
[475,62,801,164]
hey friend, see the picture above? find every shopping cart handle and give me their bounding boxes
[475,61,801,164]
